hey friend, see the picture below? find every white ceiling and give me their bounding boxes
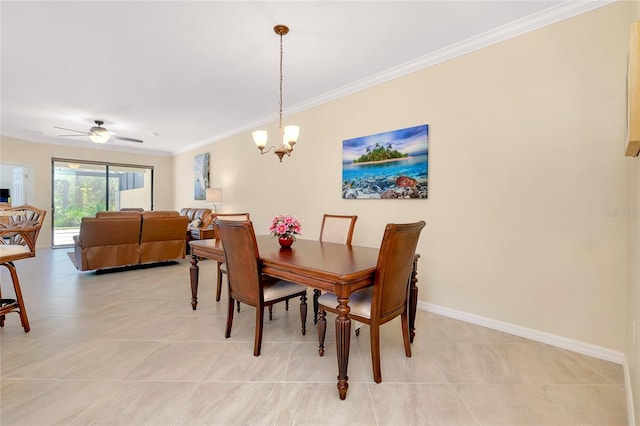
[1,1,611,156]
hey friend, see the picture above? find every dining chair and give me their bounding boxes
[211,212,251,304]
[0,205,46,332]
[317,220,425,383]
[216,219,308,356]
[313,214,358,324]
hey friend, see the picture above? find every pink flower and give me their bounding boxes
[270,214,302,240]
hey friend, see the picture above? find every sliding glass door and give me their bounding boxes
[52,159,154,247]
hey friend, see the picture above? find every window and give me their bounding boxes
[51,159,154,246]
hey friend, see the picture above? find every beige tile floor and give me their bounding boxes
[0,249,628,425]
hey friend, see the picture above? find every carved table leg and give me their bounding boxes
[313,289,321,324]
[335,296,351,400]
[189,253,200,310]
[408,255,420,343]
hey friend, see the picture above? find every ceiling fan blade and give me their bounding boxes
[111,135,144,143]
[54,126,89,134]
[58,134,90,137]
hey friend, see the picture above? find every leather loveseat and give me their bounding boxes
[180,208,214,240]
[71,210,189,272]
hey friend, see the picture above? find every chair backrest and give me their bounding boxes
[213,212,251,221]
[212,213,251,238]
[319,214,358,245]
[0,205,47,256]
[215,219,262,305]
[371,221,425,321]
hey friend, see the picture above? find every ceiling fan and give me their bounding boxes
[55,120,143,144]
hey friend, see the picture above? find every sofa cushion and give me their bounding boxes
[139,214,189,264]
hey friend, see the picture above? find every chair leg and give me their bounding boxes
[1,262,30,332]
[216,262,223,302]
[313,289,321,324]
[318,307,327,356]
[401,310,412,357]
[299,293,307,336]
[285,300,289,311]
[254,305,264,356]
[268,305,273,320]
[236,301,241,312]
[370,324,382,383]
[225,297,235,338]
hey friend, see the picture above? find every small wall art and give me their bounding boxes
[342,124,428,199]
[194,152,210,200]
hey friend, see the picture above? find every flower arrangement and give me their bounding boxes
[270,214,302,241]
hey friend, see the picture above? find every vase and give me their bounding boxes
[278,237,294,248]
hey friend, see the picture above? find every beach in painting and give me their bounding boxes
[342,124,428,199]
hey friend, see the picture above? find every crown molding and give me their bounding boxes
[287,0,617,115]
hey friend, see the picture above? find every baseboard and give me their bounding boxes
[623,357,636,426]
[420,302,625,364]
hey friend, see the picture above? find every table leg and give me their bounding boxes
[408,255,420,343]
[189,253,200,310]
[335,296,351,400]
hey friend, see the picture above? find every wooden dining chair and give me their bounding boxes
[211,212,251,303]
[317,220,425,383]
[216,219,308,356]
[0,205,47,332]
[312,214,358,324]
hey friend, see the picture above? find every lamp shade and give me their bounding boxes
[252,130,268,149]
[283,125,299,143]
[206,188,223,203]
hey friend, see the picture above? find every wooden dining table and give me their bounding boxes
[188,235,420,400]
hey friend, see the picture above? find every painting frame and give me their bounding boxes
[194,152,210,200]
[342,124,428,199]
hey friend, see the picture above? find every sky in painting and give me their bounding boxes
[342,124,428,163]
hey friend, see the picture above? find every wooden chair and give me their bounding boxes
[317,220,425,383]
[211,213,250,305]
[216,219,307,356]
[0,205,46,332]
[313,214,358,323]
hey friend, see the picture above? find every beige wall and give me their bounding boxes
[176,2,630,353]
[627,1,640,423]
[0,136,175,248]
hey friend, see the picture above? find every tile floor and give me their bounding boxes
[0,248,628,425]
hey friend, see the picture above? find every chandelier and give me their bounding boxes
[252,25,299,162]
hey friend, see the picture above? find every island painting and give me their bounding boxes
[342,124,428,199]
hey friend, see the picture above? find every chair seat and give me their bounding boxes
[0,244,32,259]
[318,287,372,320]
[264,280,307,302]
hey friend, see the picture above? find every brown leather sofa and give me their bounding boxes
[180,208,214,240]
[71,210,189,271]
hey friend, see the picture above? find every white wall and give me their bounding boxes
[175,2,630,354]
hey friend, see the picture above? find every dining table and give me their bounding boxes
[188,235,420,400]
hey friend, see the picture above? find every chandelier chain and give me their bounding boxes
[278,33,283,136]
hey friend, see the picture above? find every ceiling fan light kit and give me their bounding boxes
[55,120,144,144]
[88,121,110,144]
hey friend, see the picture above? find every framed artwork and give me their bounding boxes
[194,152,210,200]
[342,124,428,199]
